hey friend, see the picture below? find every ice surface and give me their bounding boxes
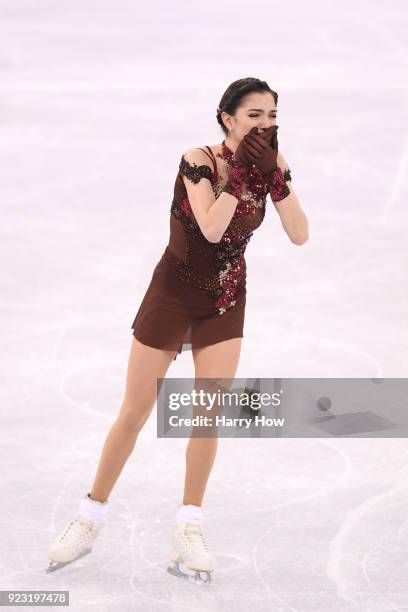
[1,0,408,609]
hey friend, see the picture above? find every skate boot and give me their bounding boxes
[167,522,216,585]
[46,493,109,573]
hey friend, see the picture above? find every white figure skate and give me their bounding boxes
[46,515,103,573]
[167,522,215,585]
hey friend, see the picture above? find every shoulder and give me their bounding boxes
[179,147,214,184]
[182,147,211,165]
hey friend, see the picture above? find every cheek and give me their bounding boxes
[241,120,253,134]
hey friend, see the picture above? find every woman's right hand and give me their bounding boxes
[234,127,259,168]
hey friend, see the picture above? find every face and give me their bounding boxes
[222,91,277,148]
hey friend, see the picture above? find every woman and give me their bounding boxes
[46,77,308,585]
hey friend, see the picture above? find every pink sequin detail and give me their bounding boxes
[179,196,194,219]
[212,230,251,314]
[213,254,246,314]
[267,167,290,202]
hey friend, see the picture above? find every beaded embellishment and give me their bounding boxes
[211,232,250,314]
[165,208,249,316]
[217,141,269,212]
[283,167,292,182]
[178,155,213,184]
[170,144,272,315]
[267,166,291,202]
[217,146,247,200]
[219,140,293,204]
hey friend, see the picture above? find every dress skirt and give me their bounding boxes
[131,247,246,360]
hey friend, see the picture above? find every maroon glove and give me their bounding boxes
[221,131,255,199]
[232,131,257,169]
[241,126,279,180]
[241,126,290,202]
[222,126,279,199]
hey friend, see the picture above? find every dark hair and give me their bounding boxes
[216,77,278,137]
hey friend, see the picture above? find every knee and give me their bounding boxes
[118,401,153,431]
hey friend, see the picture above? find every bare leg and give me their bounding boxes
[182,337,243,506]
[89,337,177,502]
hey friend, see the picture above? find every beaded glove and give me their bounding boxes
[221,139,249,199]
[267,167,290,202]
[242,126,278,181]
[243,126,290,202]
[222,165,248,199]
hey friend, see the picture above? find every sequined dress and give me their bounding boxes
[131,140,292,360]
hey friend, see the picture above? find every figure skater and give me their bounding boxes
[46,77,308,585]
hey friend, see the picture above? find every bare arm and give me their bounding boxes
[206,192,239,243]
[272,151,309,245]
[181,148,238,243]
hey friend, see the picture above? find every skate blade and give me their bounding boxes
[167,560,212,585]
[46,548,92,573]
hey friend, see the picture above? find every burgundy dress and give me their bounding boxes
[131,140,292,360]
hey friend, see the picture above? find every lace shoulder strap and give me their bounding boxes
[198,146,218,176]
[179,148,215,185]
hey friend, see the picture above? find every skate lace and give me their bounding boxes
[59,516,96,545]
[180,523,208,553]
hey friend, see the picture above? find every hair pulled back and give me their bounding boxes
[216,77,278,137]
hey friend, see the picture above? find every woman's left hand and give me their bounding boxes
[242,126,279,180]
